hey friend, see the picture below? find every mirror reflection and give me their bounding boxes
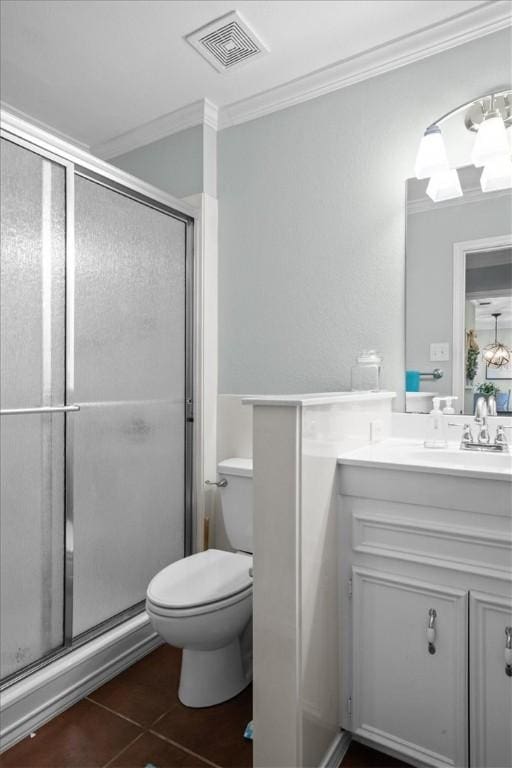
[405,165,512,414]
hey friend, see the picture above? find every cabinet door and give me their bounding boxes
[470,591,512,768]
[352,568,467,768]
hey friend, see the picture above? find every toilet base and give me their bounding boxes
[178,638,252,708]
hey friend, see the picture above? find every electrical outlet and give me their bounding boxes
[370,419,384,442]
[430,342,449,362]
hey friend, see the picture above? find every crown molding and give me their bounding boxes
[4,2,510,161]
[0,100,90,151]
[92,98,218,159]
[218,1,512,129]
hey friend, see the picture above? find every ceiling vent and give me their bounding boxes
[185,11,269,73]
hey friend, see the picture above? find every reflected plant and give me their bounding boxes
[475,381,500,396]
[465,329,479,383]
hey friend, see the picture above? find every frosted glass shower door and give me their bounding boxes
[73,175,188,636]
[0,138,67,678]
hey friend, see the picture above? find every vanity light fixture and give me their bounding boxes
[415,90,512,201]
[426,169,462,202]
[480,157,512,192]
[414,125,449,179]
[482,313,512,368]
[471,108,510,167]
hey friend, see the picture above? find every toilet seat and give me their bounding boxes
[146,549,253,617]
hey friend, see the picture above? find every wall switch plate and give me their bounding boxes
[430,342,449,362]
[370,419,384,442]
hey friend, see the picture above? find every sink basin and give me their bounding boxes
[338,438,512,481]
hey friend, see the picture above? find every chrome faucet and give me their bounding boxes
[450,396,509,452]
[474,396,490,444]
[487,394,497,416]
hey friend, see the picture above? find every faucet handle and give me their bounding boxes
[448,422,473,444]
[495,425,508,446]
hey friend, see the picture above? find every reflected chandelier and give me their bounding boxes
[415,89,512,202]
[483,313,511,369]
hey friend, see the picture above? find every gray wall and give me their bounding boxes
[218,29,511,406]
[112,124,204,199]
[466,263,512,294]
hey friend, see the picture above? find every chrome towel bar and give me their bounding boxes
[0,405,80,415]
[419,368,444,380]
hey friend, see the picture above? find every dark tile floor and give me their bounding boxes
[340,742,410,768]
[0,645,409,768]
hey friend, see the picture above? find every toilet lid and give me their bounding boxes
[147,549,253,610]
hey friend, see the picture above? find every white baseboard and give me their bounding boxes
[319,730,353,768]
[0,611,161,752]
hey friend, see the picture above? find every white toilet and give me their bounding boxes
[146,458,253,708]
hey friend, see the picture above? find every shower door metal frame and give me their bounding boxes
[0,125,195,689]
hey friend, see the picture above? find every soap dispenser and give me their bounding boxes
[441,396,458,415]
[424,397,448,448]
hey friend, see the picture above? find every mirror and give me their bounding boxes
[405,164,512,414]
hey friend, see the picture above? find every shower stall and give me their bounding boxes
[0,125,194,688]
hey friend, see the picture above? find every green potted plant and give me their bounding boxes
[475,382,499,397]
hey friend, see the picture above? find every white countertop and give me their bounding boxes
[338,438,512,481]
[242,391,396,407]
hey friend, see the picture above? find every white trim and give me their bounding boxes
[452,234,512,411]
[31,2,510,160]
[182,193,218,553]
[0,613,161,752]
[0,101,90,151]
[319,730,352,768]
[91,99,219,160]
[407,185,512,215]
[354,726,452,768]
[218,2,512,129]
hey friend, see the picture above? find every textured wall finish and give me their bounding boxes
[112,125,204,199]
[218,29,511,407]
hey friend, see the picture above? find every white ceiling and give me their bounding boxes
[0,0,509,153]
[475,296,512,329]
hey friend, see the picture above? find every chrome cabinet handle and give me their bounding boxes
[205,479,228,488]
[0,405,80,415]
[427,609,437,655]
[505,627,512,677]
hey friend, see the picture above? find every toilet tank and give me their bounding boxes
[217,458,253,554]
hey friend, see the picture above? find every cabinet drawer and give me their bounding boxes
[352,567,467,767]
[352,511,512,581]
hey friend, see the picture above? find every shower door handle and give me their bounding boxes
[0,405,80,415]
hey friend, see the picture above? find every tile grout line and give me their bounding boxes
[148,729,223,768]
[148,706,173,729]
[102,731,146,768]
[85,696,145,729]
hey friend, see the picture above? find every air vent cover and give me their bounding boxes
[186,11,269,73]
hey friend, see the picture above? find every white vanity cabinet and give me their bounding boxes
[352,569,468,767]
[470,592,512,768]
[338,459,512,768]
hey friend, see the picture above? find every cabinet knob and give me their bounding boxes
[427,608,437,655]
[505,627,512,677]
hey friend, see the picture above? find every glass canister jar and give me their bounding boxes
[350,350,383,391]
